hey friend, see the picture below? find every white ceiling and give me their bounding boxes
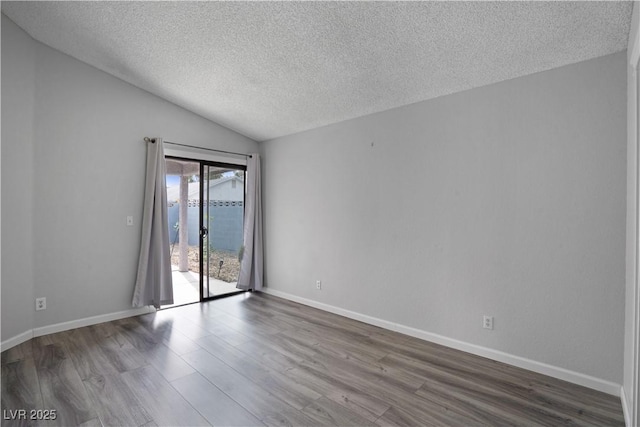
[1,1,633,142]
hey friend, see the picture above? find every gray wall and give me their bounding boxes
[1,16,37,340]
[624,1,639,419]
[1,14,258,338]
[261,52,627,384]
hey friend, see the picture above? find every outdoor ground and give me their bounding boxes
[170,246,240,283]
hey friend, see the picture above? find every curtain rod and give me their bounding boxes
[143,137,252,158]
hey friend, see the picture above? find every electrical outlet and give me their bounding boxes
[35,297,46,311]
[483,315,493,330]
[316,280,322,290]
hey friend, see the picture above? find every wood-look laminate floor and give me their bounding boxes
[1,292,625,427]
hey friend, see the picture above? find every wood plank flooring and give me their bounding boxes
[1,292,625,426]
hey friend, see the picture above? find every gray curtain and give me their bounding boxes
[237,153,263,291]
[132,137,173,308]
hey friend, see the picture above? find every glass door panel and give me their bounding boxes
[200,163,246,300]
[163,157,201,308]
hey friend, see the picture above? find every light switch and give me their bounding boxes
[126,216,134,226]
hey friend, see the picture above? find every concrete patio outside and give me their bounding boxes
[163,266,241,308]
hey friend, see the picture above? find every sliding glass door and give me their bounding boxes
[164,157,245,308]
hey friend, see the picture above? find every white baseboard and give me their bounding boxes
[262,288,622,397]
[0,330,34,353]
[621,386,633,427]
[1,306,156,352]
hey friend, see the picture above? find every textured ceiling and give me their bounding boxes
[1,1,633,142]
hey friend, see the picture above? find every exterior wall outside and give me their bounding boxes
[168,202,244,251]
[166,177,244,202]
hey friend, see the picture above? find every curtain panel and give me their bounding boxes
[132,137,173,307]
[237,153,263,291]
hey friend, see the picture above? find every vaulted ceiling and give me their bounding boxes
[1,1,633,141]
